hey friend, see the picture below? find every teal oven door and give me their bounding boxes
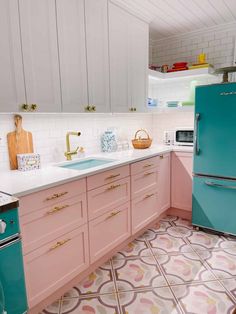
[0,238,27,314]
[192,176,236,235]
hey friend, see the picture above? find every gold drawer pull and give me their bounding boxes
[106,184,121,191]
[49,238,71,252]
[105,174,120,180]
[45,191,68,201]
[144,171,155,176]
[160,155,164,159]
[46,204,69,215]
[106,210,121,220]
[143,164,153,168]
[144,193,155,199]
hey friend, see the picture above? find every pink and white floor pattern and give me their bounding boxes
[40,216,236,314]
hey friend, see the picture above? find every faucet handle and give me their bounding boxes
[79,147,85,153]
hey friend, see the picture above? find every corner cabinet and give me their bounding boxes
[171,152,193,211]
[109,3,149,113]
[158,154,171,213]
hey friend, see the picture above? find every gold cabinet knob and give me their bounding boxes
[84,105,91,112]
[91,105,96,112]
[133,107,137,112]
[21,104,29,112]
[129,107,133,112]
[30,104,37,111]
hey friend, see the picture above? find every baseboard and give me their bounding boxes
[167,207,192,220]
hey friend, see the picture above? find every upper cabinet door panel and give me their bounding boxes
[56,0,88,112]
[109,3,130,113]
[85,0,110,113]
[0,0,26,112]
[19,0,61,112]
[129,17,148,112]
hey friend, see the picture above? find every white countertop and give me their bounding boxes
[0,145,193,197]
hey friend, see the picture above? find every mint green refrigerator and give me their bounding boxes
[192,82,236,235]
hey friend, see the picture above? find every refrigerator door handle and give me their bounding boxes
[205,180,236,190]
[194,113,200,155]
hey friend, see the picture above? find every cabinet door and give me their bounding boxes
[19,0,61,112]
[109,3,130,112]
[132,189,158,234]
[56,0,88,112]
[158,154,171,213]
[0,0,26,112]
[129,16,148,112]
[171,152,193,211]
[85,0,110,113]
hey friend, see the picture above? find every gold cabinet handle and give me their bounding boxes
[160,155,164,159]
[144,171,155,176]
[30,104,37,111]
[129,107,137,112]
[49,238,71,252]
[143,164,153,168]
[106,184,121,191]
[45,191,68,201]
[46,204,69,215]
[105,210,121,220]
[105,174,120,180]
[144,193,155,200]
[21,104,29,112]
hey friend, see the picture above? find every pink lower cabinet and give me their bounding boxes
[131,189,159,234]
[158,154,171,213]
[89,202,131,262]
[171,152,193,211]
[21,193,87,254]
[24,225,89,307]
[88,177,130,219]
[131,167,158,199]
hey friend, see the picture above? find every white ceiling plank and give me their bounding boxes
[222,0,236,19]
[208,0,235,22]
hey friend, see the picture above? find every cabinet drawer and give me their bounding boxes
[19,179,86,216]
[131,156,159,175]
[87,165,129,190]
[24,225,89,307]
[89,202,131,263]
[21,194,87,254]
[88,177,130,220]
[131,188,159,234]
[131,167,158,199]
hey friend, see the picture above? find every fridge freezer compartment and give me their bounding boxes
[192,176,236,235]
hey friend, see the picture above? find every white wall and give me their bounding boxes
[0,113,154,171]
[151,22,236,69]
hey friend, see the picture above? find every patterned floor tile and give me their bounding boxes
[186,230,225,250]
[171,217,193,230]
[161,215,178,222]
[60,293,120,314]
[156,252,215,285]
[118,287,181,314]
[41,299,61,314]
[148,220,172,233]
[171,281,236,314]
[75,263,115,296]
[220,278,236,300]
[113,239,151,259]
[112,256,167,291]
[149,233,193,255]
[166,225,193,238]
[201,250,236,279]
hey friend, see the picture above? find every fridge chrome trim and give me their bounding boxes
[0,234,21,247]
[205,180,236,189]
[193,173,236,181]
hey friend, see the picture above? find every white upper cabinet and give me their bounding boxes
[0,0,26,112]
[85,0,110,113]
[56,0,88,112]
[109,3,130,113]
[19,0,62,112]
[109,3,149,113]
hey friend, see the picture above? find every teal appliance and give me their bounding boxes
[0,192,28,314]
[192,82,236,235]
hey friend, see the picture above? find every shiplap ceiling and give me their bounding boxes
[111,0,236,40]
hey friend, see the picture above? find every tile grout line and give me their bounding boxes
[110,258,123,314]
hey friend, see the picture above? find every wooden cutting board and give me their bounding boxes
[7,115,34,170]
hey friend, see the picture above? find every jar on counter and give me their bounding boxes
[101,129,117,152]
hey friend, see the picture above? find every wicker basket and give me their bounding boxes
[132,129,152,149]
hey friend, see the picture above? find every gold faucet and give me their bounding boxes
[64,131,81,161]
